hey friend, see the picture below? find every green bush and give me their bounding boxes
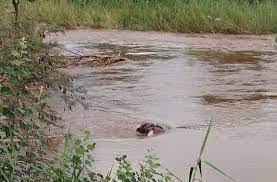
[0,4,76,180]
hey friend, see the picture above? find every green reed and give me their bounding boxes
[11,0,277,34]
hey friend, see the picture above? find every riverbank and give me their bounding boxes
[2,0,277,34]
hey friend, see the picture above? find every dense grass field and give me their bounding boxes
[1,0,277,34]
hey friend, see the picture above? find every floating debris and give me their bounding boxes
[85,56,125,67]
[58,47,125,67]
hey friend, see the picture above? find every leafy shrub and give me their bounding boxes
[115,151,174,182]
[35,129,97,182]
[0,4,76,181]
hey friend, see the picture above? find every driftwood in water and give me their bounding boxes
[58,47,125,67]
[86,56,124,67]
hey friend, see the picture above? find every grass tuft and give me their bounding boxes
[5,0,276,34]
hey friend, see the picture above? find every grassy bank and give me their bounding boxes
[10,0,277,34]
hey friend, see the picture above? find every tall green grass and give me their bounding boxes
[189,117,236,182]
[15,0,277,34]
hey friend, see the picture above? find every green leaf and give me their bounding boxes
[199,117,213,159]
[19,68,32,78]
[76,146,85,155]
[192,166,198,181]
[1,86,12,94]
[11,50,20,58]
[9,76,19,85]
[12,59,24,66]
[197,159,202,178]
[85,159,92,165]
[24,108,33,116]
[87,143,96,151]
[0,168,9,182]
[82,129,90,141]
[203,161,236,182]
[75,139,81,145]
[76,165,86,179]
[2,108,14,118]
[189,167,194,182]
[106,163,114,180]
[72,155,82,164]
[32,103,39,109]
[1,66,15,74]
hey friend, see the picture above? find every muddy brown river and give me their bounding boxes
[48,30,277,182]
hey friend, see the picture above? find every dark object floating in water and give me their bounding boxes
[136,123,165,136]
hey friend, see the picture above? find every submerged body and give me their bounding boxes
[136,123,165,136]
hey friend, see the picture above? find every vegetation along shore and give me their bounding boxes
[2,0,277,34]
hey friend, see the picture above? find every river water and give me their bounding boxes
[49,30,277,182]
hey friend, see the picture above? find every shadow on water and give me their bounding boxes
[189,49,275,72]
[200,93,277,105]
[187,49,277,106]
[189,50,275,64]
